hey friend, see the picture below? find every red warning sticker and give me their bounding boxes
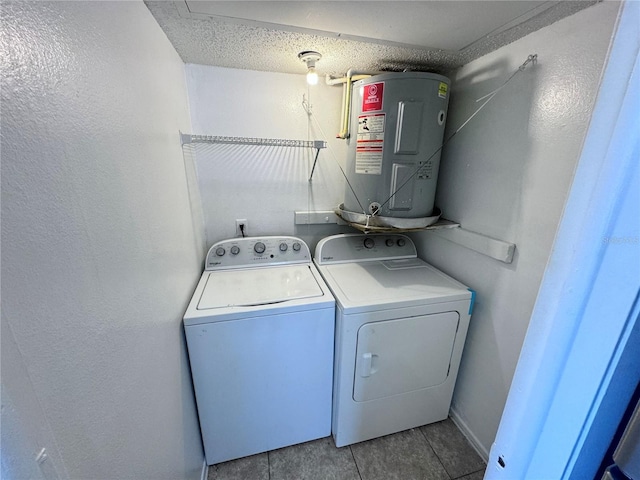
[362,82,384,112]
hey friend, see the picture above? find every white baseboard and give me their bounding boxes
[450,405,490,463]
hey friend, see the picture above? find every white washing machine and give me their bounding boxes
[314,233,474,447]
[184,236,335,465]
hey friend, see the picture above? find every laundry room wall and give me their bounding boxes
[1,2,204,479]
[184,65,351,249]
[409,1,622,458]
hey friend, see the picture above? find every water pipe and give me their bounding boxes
[326,69,374,139]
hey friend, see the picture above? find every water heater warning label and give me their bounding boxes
[356,114,385,175]
[362,82,384,112]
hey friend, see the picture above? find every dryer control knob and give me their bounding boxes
[397,238,406,247]
[385,239,394,247]
[215,247,226,257]
[364,238,375,249]
[279,243,288,252]
[292,242,301,252]
[230,246,240,255]
[254,242,266,254]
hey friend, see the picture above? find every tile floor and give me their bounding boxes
[208,418,486,480]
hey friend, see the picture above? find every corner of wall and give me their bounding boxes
[450,405,490,462]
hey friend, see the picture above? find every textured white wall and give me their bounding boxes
[1,2,204,479]
[185,65,351,249]
[409,1,621,457]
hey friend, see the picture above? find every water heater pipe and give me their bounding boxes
[338,82,347,136]
[326,69,374,139]
[339,75,353,139]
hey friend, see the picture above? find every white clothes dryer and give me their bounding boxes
[184,236,335,465]
[314,233,474,447]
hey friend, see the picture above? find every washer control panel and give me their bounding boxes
[205,236,311,270]
[314,233,416,264]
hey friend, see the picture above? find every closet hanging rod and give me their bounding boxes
[180,133,326,149]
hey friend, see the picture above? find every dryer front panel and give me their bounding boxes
[353,311,459,402]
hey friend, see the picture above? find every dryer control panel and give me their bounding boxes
[314,234,417,264]
[205,236,311,270]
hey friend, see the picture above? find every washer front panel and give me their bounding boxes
[185,306,334,464]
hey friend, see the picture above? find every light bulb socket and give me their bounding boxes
[298,51,322,84]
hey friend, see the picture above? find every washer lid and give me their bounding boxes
[197,265,324,309]
[319,258,470,311]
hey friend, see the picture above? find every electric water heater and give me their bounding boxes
[343,72,450,219]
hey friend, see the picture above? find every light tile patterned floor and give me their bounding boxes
[208,418,486,480]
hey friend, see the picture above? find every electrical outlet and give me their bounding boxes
[235,219,248,237]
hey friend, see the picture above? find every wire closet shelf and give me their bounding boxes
[180,133,327,181]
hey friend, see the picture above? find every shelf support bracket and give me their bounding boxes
[429,227,516,264]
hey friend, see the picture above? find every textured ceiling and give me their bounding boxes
[145,1,599,76]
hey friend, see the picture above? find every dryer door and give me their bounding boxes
[353,312,459,402]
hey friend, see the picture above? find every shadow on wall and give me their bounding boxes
[186,142,325,244]
[294,223,359,254]
[430,53,540,395]
[182,139,350,250]
[437,55,537,241]
[407,54,540,456]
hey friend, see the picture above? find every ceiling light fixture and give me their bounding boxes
[298,51,322,85]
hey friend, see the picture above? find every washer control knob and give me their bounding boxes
[230,246,240,255]
[279,242,288,252]
[215,247,226,257]
[397,238,406,247]
[385,239,394,247]
[254,242,266,254]
[292,242,301,252]
[364,237,375,249]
